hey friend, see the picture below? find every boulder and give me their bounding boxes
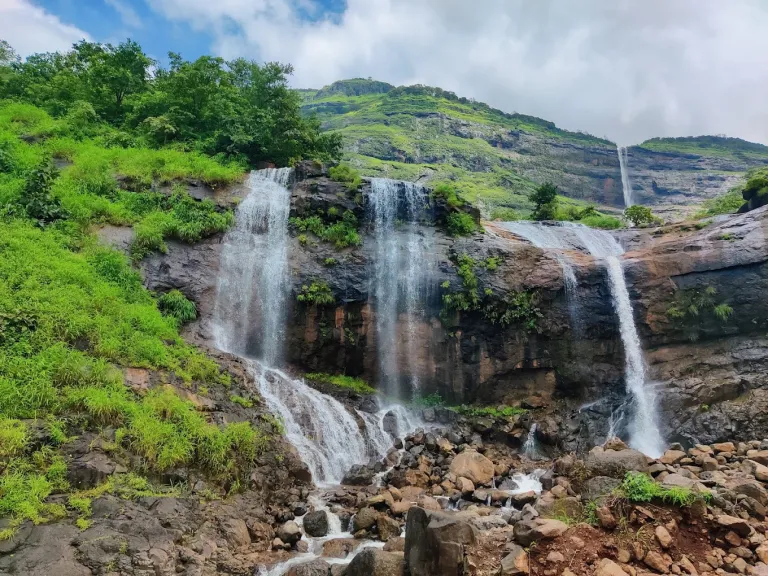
[457,477,475,495]
[743,460,768,482]
[384,537,405,553]
[655,525,673,549]
[322,538,359,559]
[643,550,671,573]
[405,507,477,576]
[581,476,622,503]
[500,544,529,575]
[286,559,331,576]
[513,518,568,547]
[346,548,404,576]
[595,558,626,576]
[304,511,329,538]
[449,451,495,486]
[220,518,251,548]
[716,515,751,537]
[353,507,378,532]
[278,521,302,546]
[378,515,401,542]
[585,447,649,478]
[596,506,617,530]
[659,450,686,465]
[343,465,375,486]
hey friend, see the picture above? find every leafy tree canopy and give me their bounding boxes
[529,182,558,220]
[624,205,656,226]
[0,39,341,167]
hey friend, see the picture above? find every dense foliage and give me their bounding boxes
[0,39,341,166]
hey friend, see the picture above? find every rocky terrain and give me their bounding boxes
[299,80,768,218]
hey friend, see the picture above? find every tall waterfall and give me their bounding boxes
[213,169,421,486]
[368,178,432,399]
[499,221,664,457]
[566,224,664,457]
[617,145,633,208]
[213,168,292,364]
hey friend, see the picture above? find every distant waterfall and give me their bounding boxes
[617,145,633,208]
[213,168,292,364]
[368,178,432,400]
[565,224,664,457]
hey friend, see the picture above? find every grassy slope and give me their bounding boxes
[0,101,270,538]
[301,79,768,217]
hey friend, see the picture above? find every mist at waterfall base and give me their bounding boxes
[212,169,424,487]
[501,221,665,458]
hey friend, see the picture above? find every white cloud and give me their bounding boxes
[0,0,89,57]
[104,0,143,29]
[146,0,768,145]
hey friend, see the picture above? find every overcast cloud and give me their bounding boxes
[3,0,767,145]
[145,0,768,145]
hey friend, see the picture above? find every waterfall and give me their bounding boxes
[249,361,417,486]
[368,178,432,399]
[617,145,633,208]
[565,224,664,457]
[523,423,540,459]
[212,168,292,364]
[213,169,422,487]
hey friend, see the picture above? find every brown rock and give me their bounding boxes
[322,538,360,559]
[457,476,475,495]
[713,442,736,453]
[644,550,672,573]
[383,537,405,553]
[756,542,768,564]
[353,507,379,532]
[546,551,565,563]
[596,558,628,576]
[596,506,617,530]
[716,515,751,537]
[391,501,413,516]
[655,526,673,550]
[378,515,401,542]
[449,451,496,486]
[742,460,768,482]
[678,555,697,575]
[405,470,430,488]
[220,518,251,548]
[514,518,568,547]
[500,544,530,575]
[659,450,686,465]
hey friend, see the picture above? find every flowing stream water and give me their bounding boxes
[617,145,633,208]
[500,221,664,457]
[368,178,432,399]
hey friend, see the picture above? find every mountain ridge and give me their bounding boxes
[299,78,768,218]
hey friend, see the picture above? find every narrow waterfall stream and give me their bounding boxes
[368,178,432,399]
[617,145,633,207]
[501,221,664,457]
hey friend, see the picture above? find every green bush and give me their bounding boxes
[297,282,335,306]
[290,210,361,249]
[695,187,745,218]
[666,285,734,340]
[624,205,657,226]
[446,212,477,236]
[431,183,462,209]
[329,164,362,190]
[619,472,707,507]
[490,207,520,221]
[158,290,197,326]
[455,405,526,419]
[229,394,254,408]
[305,373,376,395]
[579,214,624,230]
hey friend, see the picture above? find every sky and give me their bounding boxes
[1,0,767,146]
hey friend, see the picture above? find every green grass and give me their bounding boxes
[157,290,197,326]
[454,405,527,419]
[694,187,745,218]
[289,210,361,249]
[618,472,709,507]
[305,373,376,395]
[638,136,768,162]
[229,394,254,408]
[329,163,362,190]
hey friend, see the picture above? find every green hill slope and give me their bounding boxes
[302,79,768,218]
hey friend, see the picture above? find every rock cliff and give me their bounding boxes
[140,165,768,450]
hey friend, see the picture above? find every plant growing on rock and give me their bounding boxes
[296,281,335,306]
[157,290,197,326]
[304,373,375,395]
[666,285,734,340]
[329,164,362,190]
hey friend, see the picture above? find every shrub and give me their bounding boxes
[18,159,67,225]
[666,285,734,340]
[446,212,477,236]
[329,164,362,190]
[490,207,520,221]
[158,290,197,326]
[0,419,28,459]
[431,183,462,209]
[305,373,376,395]
[624,205,656,226]
[290,210,361,249]
[530,182,558,220]
[229,395,254,408]
[297,282,335,306]
[695,187,745,218]
[580,214,624,230]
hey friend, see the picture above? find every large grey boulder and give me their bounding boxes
[584,447,649,478]
[404,507,477,576]
[581,476,622,503]
[346,548,404,576]
[286,559,331,576]
[303,511,329,538]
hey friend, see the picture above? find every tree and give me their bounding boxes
[529,182,559,221]
[624,205,655,226]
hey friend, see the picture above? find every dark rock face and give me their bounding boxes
[303,510,329,537]
[404,507,477,576]
[138,163,768,448]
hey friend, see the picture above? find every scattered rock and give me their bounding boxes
[500,544,530,575]
[644,550,672,573]
[513,518,568,547]
[596,558,627,576]
[655,525,673,549]
[278,521,303,546]
[449,451,496,486]
[353,507,379,532]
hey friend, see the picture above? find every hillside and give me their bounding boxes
[301,79,768,218]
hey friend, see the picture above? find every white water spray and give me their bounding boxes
[617,145,633,208]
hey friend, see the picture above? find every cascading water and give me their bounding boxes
[213,169,422,488]
[522,423,540,460]
[368,178,432,399]
[617,145,633,208]
[212,168,292,364]
[565,223,664,457]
